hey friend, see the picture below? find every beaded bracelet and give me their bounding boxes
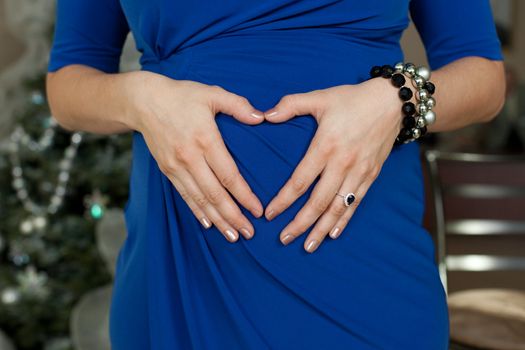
[369,62,437,146]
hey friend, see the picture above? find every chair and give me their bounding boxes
[422,149,525,350]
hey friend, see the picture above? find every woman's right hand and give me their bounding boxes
[128,71,265,242]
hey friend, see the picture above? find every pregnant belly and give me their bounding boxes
[136,29,434,261]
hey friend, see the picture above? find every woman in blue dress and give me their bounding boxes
[46,0,505,349]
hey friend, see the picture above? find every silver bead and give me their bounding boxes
[416,66,431,81]
[423,110,436,125]
[416,117,427,128]
[404,63,416,77]
[394,62,404,73]
[417,103,428,115]
[412,128,422,139]
[426,97,436,109]
[416,89,429,101]
[412,76,425,88]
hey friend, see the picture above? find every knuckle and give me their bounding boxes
[280,94,296,107]
[332,203,347,216]
[319,142,335,157]
[210,84,223,93]
[341,152,358,167]
[206,188,223,205]
[291,176,308,194]
[173,144,191,164]
[311,196,331,213]
[370,164,381,178]
[194,194,209,208]
[178,188,191,202]
[195,133,214,150]
[160,159,178,174]
[219,171,239,188]
[237,96,250,106]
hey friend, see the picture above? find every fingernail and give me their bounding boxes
[225,229,238,242]
[305,239,319,253]
[240,227,253,239]
[266,209,274,220]
[329,227,341,239]
[251,112,263,119]
[281,233,294,245]
[265,111,278,118]
[200,217,211,228]
[252,207,262,218]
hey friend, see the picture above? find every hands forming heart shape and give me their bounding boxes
[138,73,404,253]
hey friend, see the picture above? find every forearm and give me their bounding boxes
[424,56,506,133]
[46,64,147,135]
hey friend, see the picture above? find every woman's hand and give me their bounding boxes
[262,77,404,253]
[130,71,266,242]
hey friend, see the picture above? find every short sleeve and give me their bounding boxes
[48,0,130,73]
[409,0,504,71]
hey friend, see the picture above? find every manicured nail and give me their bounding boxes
[251,112,263,119]
[266,209,274,220]
[281,233,294,245]
[252,207,262,218]
[305,239,319,253]
[265,111,278,118]
[240,227,253,239]
[329,227,341,239]
[200,217,211,228]
[225,229,238,242]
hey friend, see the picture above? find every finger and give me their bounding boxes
[203,132,264,218]
[167,172,213,230]
[301,174,361,253]
[186,156,256,240]
[265,132,331,221]
[169,169,244,242]
[209,85,265,124]
[264,90,325,123]
[278,161,346,247]
[329,179,369,241]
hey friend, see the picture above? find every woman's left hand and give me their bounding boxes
[263,77,405,253]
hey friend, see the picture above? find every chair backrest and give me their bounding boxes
[422,149,525,294]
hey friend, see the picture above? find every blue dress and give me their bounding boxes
[48,1,503,349]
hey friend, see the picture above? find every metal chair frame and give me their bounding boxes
[422,149,525,295]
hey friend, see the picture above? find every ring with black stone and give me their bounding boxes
[335,192,356,207]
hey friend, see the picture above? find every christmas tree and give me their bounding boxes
[0,66,132,349]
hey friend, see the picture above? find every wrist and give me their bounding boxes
[369,63,437,145]
[117,70,158,133]
[369,76,405,126]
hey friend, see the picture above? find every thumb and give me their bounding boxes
[263,90,324,123]
[209,85,264,125]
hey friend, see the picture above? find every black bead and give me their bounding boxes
[420,126,428,136]
[399,87,413,101]
[391,73,406,88]
[424,81,435,95]
[370,65,382,78]
[402,116,416,128]
[381,65,394,78]
[397,127,413,142]
[394,138,403,146]
[402,102,416,116]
